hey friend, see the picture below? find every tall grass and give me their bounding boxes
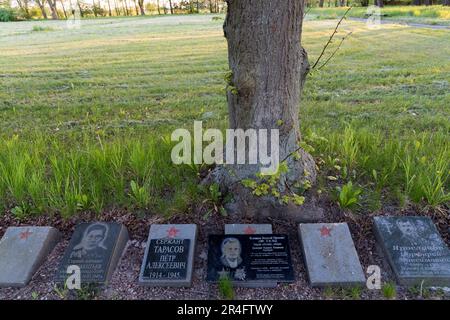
[308,127,450,208]
[0,132,201,218]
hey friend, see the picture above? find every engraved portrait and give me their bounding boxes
[220,237,243,269]
[70,222,109,259]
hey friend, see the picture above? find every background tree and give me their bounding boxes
[35,0,48,18]
[137,0,145,15]
[209,0,317,220]
[16,0,30,17]
[106,0,112,16]
[47,0,59,19]
[60,0,67,18]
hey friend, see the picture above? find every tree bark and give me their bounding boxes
[36,0,48,19]
[319,0,324,7]
[132,0,139,15]
[168,0,173,14]
[114,0,121,16]
[60,0,67,18]
[208,0,317,220]
[209,0,214,12]
[106,0,112,16]
[123,0,129,15]
[138,0,145,15]
[92,0,97,16]
[47,0,59,19]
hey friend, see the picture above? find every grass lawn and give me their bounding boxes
[0,14,449,218]
[308,5,450,26]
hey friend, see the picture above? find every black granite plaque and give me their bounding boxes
[142,239,190,280]
[206,234,294,282]
[56,222,129,285]
[374,216,450,286]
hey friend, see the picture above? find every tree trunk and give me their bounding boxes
[36,0,48,18]
[123,0,129,15]
[157,0,161,14]
[168,0,173,14]
[208,0,317,220]
[77,0,84,17]
[114,0,121,16]
[60,0,67,18]
[106,0,112,16]
[47,0,59,19]
[138,0,145,15]
[92,0,97,16]
[132,0,139,15]
[319,0,324,7]
[209,0,214,13]
[16,0,31,17]
[424,0,431,5]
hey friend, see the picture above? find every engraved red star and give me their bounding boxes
[320,226,332,237]
[19,229,33,240]
[167,226,179,238]
[244,226,256,235]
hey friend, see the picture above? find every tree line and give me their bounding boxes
[0,0,448,21]
[310,0,449,7]
[0,0,225,20]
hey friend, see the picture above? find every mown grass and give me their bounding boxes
[0,15,448,218]
[308,5,450,26]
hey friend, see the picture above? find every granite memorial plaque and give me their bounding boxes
[139,224,197,287]
[374,216,450,286]
[56,222,129,285]
[224,224,277,288]
[0,226,60,287]
[299,223,366,287]
[207,234,294,283]
[225,224,273,235]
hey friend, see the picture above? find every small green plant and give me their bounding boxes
[11,204,29,220]
[202,183,227,220]
[53,284,69,300]
[218,275,234,300]
[323,287,336,299]
[75,284,100,300]
[336,181,362,209]
[129,180,150,209]
[31,291,39,300]
[348,286,362,300]
[381,282,397,299]
[32,26,55,32]
[212,16,224,21]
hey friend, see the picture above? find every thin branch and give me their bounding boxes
[311,6,352,70]
[317,31,352,70]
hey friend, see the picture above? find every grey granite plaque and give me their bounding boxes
[0,226,60,287]
[373,216,450,286]
[139,224,197,287]
[299,223,366,287]
[55,222,128,285]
